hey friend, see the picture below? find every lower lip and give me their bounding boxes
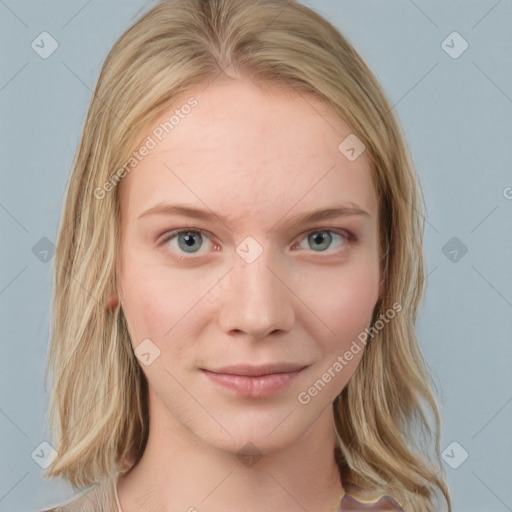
[202,369,305,398]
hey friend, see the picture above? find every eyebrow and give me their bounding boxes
[137,202,370,227]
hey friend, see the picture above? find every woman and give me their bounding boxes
[42,0,451,510]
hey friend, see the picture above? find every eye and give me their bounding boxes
[160,229,213,257]
[294,229,349,252]
[159,227,352,260]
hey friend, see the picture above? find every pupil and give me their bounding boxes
[309,231,331,251]
[179,232,202,252]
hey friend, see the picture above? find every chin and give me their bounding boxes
[188,399,331,458]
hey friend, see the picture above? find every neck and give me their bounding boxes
[118,399,344,512]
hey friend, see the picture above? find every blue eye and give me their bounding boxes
[162,229,210,255]
[298,230,347,252]
[160,227,350,259]
[177,231,203,252]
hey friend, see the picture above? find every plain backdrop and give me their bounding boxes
[1,1,511,511]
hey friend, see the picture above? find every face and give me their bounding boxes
[116,78,381,455]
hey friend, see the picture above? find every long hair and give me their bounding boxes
[45,1,451,510]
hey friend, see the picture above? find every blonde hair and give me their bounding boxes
[45,1,451,510]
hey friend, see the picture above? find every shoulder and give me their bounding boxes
[40,477,118,512]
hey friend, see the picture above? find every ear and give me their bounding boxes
[106,292,119,309]
[120,448,136,470]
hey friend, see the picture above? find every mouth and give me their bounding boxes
[200,363,308,398]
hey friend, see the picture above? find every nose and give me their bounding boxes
[217,247,295,340]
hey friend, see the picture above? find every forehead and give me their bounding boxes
[119,79,377,227]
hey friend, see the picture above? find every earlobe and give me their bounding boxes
[106,292,119,309]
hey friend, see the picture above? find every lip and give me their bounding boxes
[207,363,308,376]
[201,363,308,398]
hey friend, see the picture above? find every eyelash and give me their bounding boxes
[158,227,355,261]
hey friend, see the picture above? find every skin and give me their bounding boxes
[112,78,382,512]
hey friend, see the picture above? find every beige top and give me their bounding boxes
[41,472,123,512]
[41,472,405,511]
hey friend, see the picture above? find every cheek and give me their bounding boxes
[294,260,379,399]
[119,252,216,355]
[299,258,380,349]
[119,253,180,345]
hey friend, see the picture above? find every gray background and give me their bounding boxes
[1,1,511,511]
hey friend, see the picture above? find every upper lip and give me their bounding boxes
[203,363,308,377]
